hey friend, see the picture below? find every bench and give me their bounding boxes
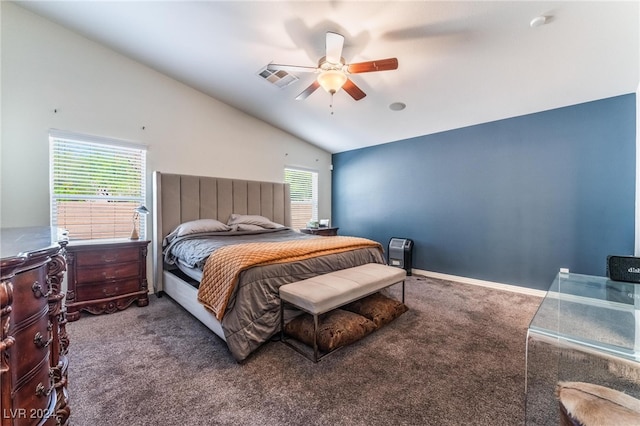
[279,263,407,362]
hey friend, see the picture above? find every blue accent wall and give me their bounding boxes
[332,94,636,290]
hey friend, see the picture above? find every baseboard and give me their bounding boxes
[412,268,547,298]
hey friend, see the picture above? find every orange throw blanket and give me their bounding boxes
[197,236,383,320]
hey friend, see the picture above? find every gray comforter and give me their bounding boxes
[164,228,316,269]
[163,228,385,361]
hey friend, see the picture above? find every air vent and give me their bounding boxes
[257,66,299,88]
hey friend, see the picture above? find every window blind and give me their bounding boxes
[284,167,318,229]
[50,133,147,240]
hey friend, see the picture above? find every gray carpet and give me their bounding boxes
[66,275,542,425]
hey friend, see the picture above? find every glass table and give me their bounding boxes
[525,272,640,424]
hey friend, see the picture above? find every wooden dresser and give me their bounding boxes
[0,227,70,425]
[65,239,149,321]
[300,227,339,236]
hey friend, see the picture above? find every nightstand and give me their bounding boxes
[300,227,339,236]
[65,239,150,321]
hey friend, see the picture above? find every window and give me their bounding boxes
[49,131,147,240]
[284,167,318,229]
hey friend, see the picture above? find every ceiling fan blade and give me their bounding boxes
[347,58,398,74]
[325,32,345,64]
[295,80,320,100]
[342,78,366,101]
[267,63,317,73]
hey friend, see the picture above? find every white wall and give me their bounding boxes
[1,2,332,229]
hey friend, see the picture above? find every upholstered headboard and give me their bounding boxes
[151,171,291,292]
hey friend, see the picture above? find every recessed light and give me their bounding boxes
[389,102,406,111]
[530,16,547,28]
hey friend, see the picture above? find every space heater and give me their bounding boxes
[607,255,640,283]
[388,238,413,276]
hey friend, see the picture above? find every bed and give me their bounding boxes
[152,172,385,361]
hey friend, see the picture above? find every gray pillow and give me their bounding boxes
[227,213,284,229]
[232,223,265,232]
[174,219,231,236]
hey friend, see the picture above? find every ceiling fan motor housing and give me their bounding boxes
[318,56,347,72]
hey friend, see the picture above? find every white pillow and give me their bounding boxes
[227,214,284,229]
[174,219,231,236]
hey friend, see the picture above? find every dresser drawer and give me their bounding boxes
[76,278,142,301]
[10,354,54,419]
[10,266,49,324]
[75,262,140,283]
[9,306,51,380]
[75,246,140,267]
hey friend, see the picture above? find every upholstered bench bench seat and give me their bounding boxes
[279,263,407,362]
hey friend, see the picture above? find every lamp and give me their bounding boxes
[129,205,149,240]
[317,70,347,94]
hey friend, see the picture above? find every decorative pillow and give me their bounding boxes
[232,223,265,232]
[227,213,284,229]
[343,292,408,329]
[556,381,640,426]
[174,219,231,237]
[284,309,376,352]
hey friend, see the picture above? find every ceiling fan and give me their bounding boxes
[267,31,398,101]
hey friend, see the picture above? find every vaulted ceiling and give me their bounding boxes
[15,1,639,153]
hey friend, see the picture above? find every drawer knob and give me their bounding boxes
[35,382,52,398]
[33,332,52,349]
[102,255,119,263]
[31,281,52,299]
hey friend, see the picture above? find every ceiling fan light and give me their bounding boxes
[317,70,347,94]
